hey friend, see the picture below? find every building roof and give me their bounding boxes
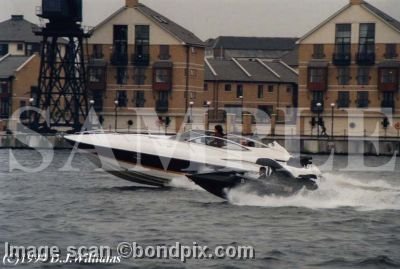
[91,4,204,47]
[0,55,32,79]
[136,4,204,47]
[0,15,41,43]
[205,58,298,84]
[281,45,299,67]
[298,1,400,43]
[209,36,298,51]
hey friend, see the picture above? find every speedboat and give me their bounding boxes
[187,158,319,200]
[64,130,321,188]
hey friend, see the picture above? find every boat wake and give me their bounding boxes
[226,173,400,211]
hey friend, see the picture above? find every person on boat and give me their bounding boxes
[209,125,225,147]
[258,167,268,179]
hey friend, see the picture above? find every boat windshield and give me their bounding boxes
[188,136,248,151]
[170,130,207,142]
[226,134,270,148]
[171,131,269,148]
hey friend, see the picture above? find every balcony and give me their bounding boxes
[87,60,107,90]
[356,52,375,65]
[378,68,399,92]
[308,81,327,91]
[132,53,150,66]
[311,100,324,113]
[153,66,173,91]
[110,52,128,66]
[332,52,351,66]
[155,100,169,113]
[307,67,328,91]
[90,53,104,60]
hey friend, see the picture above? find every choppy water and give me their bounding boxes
[0,149,400,268]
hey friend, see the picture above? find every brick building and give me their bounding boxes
[204,58,298,133]
[0,15,42,132]
[86,0,205,132]
[298,0,400,137]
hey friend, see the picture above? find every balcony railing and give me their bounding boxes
[311,100,324,113]
[356,52,375,65]
[132,53,150,66]
[110,52,128,66]
[332,52,351,66]
[90,53,104,60]
[155,100,169,113]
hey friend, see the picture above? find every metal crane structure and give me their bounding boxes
[33,0,90,132]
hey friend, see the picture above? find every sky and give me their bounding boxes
[1,0,399,40]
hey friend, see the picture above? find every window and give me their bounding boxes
[0,44,9,56]
[337,91,350,108]
[257,85,264,98]
[204,83,208,91]
[92,44,103,59]
[116,67,128,84]
[337,67,350,85]
[380,68,397,83]
[133,68,146,85]
[17,43,23,51]
[268,85,274,92]
[135,91,146,107]
[159,91,168,101]
[356,91,369,108]
[89,67,103,82]
[385,44,397,59]
[191,47,196,54]
[0,82,9,94]
[236,85,243,98]
[312,91,324,102]
[159,45,170,60]
[113,25,128,57]
[155,69,171,83]
[26,43,40,55]
[382,92,394,107]
[357,67,370,85]
[309,68,325,83]
[30,86,38,106]
[335,24,351,55]
[225,84,231,92]
[0,97,10,118]
[92,92,103,112]
[313,44,325,59]
[359,23,375,55]
[135,25,150,61]
[286,86,292,93]
[117,91,128,107]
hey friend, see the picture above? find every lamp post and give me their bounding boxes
[316,102,322,138]
[189,101,194,124]
[204,101,211,131]
[89,100,95,130]
[29,98,34,128]
[239,95,244,123]
[114,100,119,132]
[330,103,335,139]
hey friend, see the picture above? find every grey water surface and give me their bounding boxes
[0,150,399,269]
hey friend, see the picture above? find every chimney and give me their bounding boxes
[126,0,139,8]
[11,15,24,21]
[350,0,364,5]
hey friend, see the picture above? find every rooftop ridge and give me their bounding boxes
[204,57,218,77]
[256,59,281,79]
[232,58,252,77]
